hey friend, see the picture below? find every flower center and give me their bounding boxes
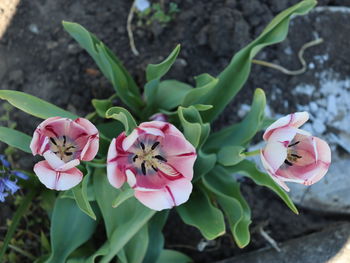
[49,136,77,162]
[284,141,302,166]
[132,141,167,176]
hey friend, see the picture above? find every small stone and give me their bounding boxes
[28,24,39,34]
[312,119,326,134]
[309,102,318,113]
[237,104,251,118]
[67,44,81,55]
[327,95,337,116]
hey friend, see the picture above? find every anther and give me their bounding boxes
[65,146,75,151]
[133,155,138,162]
[64,152,73,156]
[284,160,293,166]
[50,137,57,146]
[141,161,146,175]
[151,165,158,172]
[288,141,300,147]
[291,154,302,159]
[154,155,167,162]
[63,135,67,146]
[140,142,145,150]
[151,142,160,150]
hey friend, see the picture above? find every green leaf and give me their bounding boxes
[203,166,251,248]
[177,186,225,240]
[47,198,98,263]
[217,146,245,166]
[146,44,181,81]
[156,250,192,263]
[205,88,266,151]
[182,74,218,107]
[0,90,77,119]
[89,169,156,262]
[201,0,316,122]
[72,166,96,220]
[143,211,169,263]
[122,225,149,263]
[156,80,193,110]
[0,127,32,153]
[177,106,210,149]
[0,189,37,261]
[226,160,298,214]
[62,22,143,113]
[92,99,113,118]
[106,107,137,136]
[193,150,216,180]
[112,188,134,208]
[97,121,124,140]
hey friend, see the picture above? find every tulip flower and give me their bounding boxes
[107,121,197,211]
[260,112,331,191]
[30,117,99,190]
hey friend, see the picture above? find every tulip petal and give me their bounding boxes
[43,151,80,171]
[263,112,309,141]
[34,161,83,191]
[107,138,127,188]
[261,140,287,172]
[80,134,99,161]
[140,121,186,139]
[74,118,99,135]
[134,178,192,211]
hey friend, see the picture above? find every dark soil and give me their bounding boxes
[1,0,350,262]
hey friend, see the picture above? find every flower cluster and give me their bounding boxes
[30,112,331,211]
[0,155,28,202]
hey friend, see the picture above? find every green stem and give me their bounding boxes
[243,149,260,157]
[0,188,38,260]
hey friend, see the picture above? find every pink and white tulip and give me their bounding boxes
[260,112,331,191]
[107,121,197,211]
[30,117,99,190]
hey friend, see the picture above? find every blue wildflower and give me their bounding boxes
[0,154,11,168]
[0,154,28,202]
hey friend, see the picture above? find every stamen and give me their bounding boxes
[64,152,73,156]
[133,155,138,162]
[140,142,145,151]
[151,142,160,150]
[65,146,75,151]
[141,161,146,175]
[151,165,158,172]
[284,160,293,166]
[291,154,302,159]
[154,155,167,162]
[288,141,300,147]
[63,135,67,146]
[50,137,57,146]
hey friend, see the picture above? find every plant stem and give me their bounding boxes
[244,149,261,157]
[0,188,37,260]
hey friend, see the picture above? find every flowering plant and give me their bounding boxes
[0,0,330,262]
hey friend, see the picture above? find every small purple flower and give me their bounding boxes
[12,171,29,180]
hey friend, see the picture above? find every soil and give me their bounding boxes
[1,0,350,262]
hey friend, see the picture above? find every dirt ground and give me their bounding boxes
[1,0,350,262]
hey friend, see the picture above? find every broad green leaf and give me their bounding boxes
[226,160,298,214]
[177,186,225,240]
[106,107,137,136]
[203,166,251,248]
[0,90,77,119]
[143,211,169,263]
[47,198,98,263]
[0,127,32,153]
[177,106,210,149]
[201,0,316,122]
[62,22,143,113]
[205,88,266,151]
[146,44,181,81]
[217,146,245,166]
[89,169,155,262]
[182,74,218,107]
[193,150,216,181]
[92,99,112,118]
[112,188,134,208]
[122,225,149,263]
[156,250,192,263]
[143,79,160,117]
[156,80,193,110]
[97,121,124,140]
[72,166,96,220]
